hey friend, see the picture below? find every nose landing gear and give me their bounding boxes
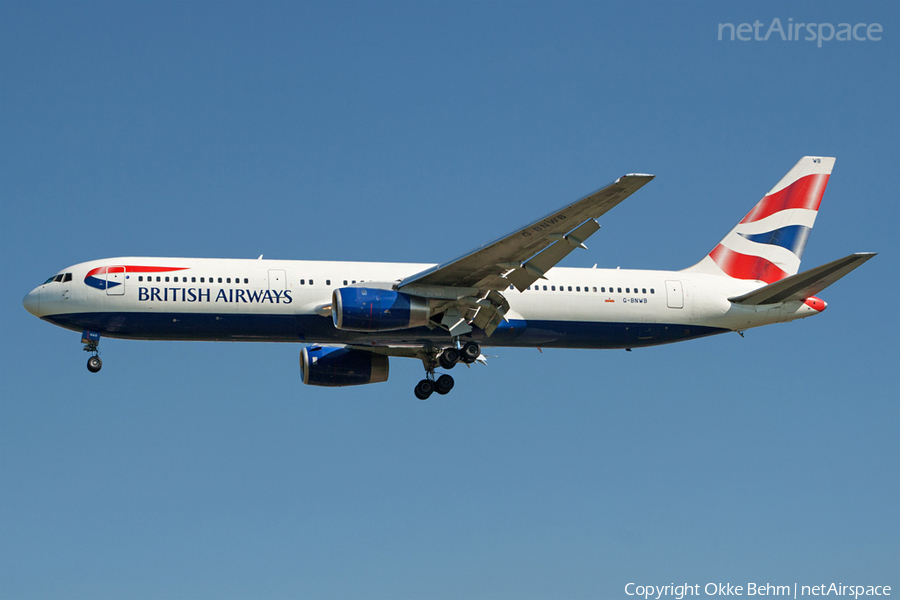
[82,330,102,373]
[87,355,102,373]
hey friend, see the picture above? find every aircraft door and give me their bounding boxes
[665,279,683,309]
[268,269,286,291]
[106,266,125,296]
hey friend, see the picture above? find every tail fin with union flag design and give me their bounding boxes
[687,156,835,283]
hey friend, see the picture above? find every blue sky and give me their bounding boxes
[1,1,897,598]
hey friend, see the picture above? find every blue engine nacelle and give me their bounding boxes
[332,287,430,332]
[300,346,389,387]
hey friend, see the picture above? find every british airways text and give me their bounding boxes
[137,287,293,304]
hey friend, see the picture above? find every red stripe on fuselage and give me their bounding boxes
[740,173,829,224]
[709,244,789,283]
[85,266,188,278]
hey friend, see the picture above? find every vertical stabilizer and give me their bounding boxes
[687,156,835,283]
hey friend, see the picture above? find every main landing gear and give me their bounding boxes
[414,341,480,400]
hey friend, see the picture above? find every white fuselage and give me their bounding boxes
[24,257,823,350]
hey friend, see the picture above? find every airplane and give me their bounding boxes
[22,156,874,399]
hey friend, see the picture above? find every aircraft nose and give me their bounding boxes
[22,287,41,317]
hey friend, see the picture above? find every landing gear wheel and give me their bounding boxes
[87,356,102,373]
[414,379,434,400]
[439,348,459,370]
[435,374,455,395]
[461,342,480,364]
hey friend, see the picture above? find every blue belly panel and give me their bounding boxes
[43,311,728,349]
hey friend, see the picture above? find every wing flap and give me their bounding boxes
[728,252,876,305]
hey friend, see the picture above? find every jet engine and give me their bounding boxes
[300,346,389,387]
[332,287,429,332]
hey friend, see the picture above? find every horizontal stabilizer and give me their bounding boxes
[728,252,875,305]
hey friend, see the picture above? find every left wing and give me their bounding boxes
[397,174,654,294]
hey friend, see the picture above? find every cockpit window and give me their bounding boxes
[43,273,72,284]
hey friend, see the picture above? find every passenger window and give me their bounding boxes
[218,278,222,283]
[543,285,547,290]
[551,286,556,291]
[592,287,597,292]
[244,278,248,284]
[309,279,314,285]
[651,288,655,294]
[642,288,647,294]
[576,286,580,292]
[352,280,356,284]
[568,286,572,291]
[138,276,143,282]
[227,278,231,284]
[626,288,630,293]
[200,277,205,283]
[300,279,305,285]
[326,280,331,286]
[165,277,170,282]
[192,277,196,283]
[618,287,622,293]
